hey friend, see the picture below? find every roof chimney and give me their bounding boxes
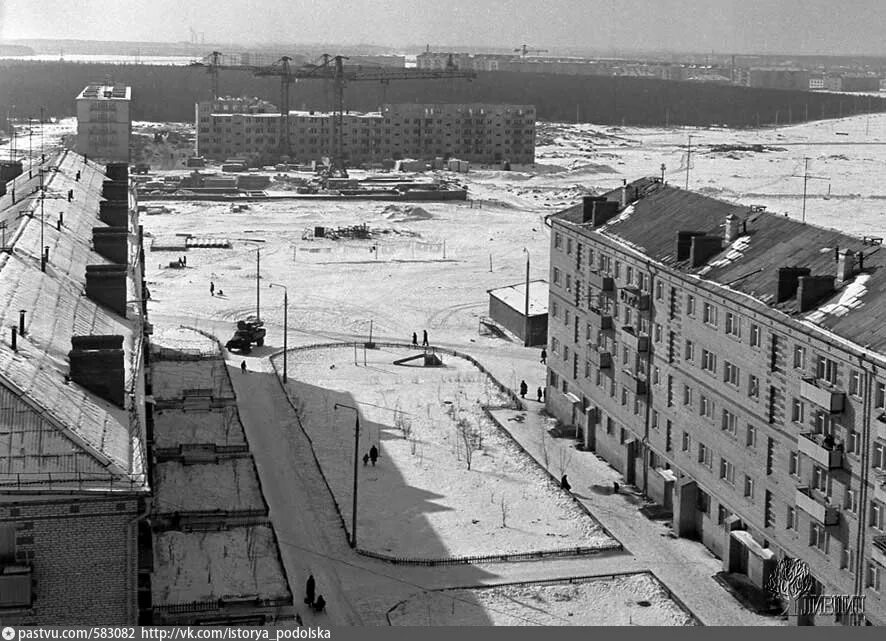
[776,267,811,303]
[836,249,856,286]
[798,275,836,312]
[18,310,26,337]
[724,214,741,243]
[68,335,126,407]
[93,227,129,264]
[621,179,627,209]
[85,264,128,316]
[10,326,17,352]
[99,201,129,227]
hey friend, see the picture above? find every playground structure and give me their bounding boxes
[478,316,514,342]
[393,349,444,367]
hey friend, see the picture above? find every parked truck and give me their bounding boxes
[225,316,266,354]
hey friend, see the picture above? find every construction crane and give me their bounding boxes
[514,44,548,58]
[303,54,477,177]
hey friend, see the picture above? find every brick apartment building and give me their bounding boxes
[76,84,132,163]
[195,98,536,165]
[547,180,886,625]
[0,153,149,623]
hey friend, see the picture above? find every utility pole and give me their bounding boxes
[40,107,45,161]
[333,403,361,548]
[522,248,530,347]
[39,169,44,271]
[269,283,288,382]
[255,249,261,322]
[660,163,666,183]
[28,116,32,177]
[790,157,829,223]
[685,134,693,190]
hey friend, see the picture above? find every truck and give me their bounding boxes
[225,316,266,354]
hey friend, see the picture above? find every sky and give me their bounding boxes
[2,0,886,56]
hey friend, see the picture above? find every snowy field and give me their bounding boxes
[387,572,697,626]
[278,345,616,559]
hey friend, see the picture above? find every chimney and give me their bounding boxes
[102,180,128,202]
[859,252,865,271]
[10,326,17,352]
[724,213,741,243]
[93,227,129,264]
[798,275,836,312]
[58,212,64,227]
[18,310,25,337]
[99,201,129,227]
[85,264,128,316]
[676,231,706,261]
[690,235,723,267]
[68,335,126,407]
[776,267,811,303]
[836,249,856,286]
[105,163,129,183]
[621,179,627,209]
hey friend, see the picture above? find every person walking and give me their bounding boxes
[305,574,315,606]
[369,444,379,466]
[422,329,429,346]
[537,387,543,402]
[540,348,547,364]
[519,380,528,398]
[363,453,369,466]
[210,281,215,297]
[313,595,326,612]
[412,332,418,346]
[542,387,546,402]
[560,474,571,491]
[241,360,247,374]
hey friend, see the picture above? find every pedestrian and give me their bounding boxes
[422,329,429,346]
[412,332,418,346]
[537,387,543,402]
[295,613,303,627]
[182,255,187,267]
[542,387,546,402]
[560,474,571,491]
[363,453,369,466]
[313,595,326,613]
[613,481,619,494]
[305,574,315,606]
[540,348,547,364]
[241,360,247,374]
[369,444,379,466]
[519,380,528,398]
[210,281,215,296]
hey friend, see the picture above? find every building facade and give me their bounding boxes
[76,85,132,163]
[547,181,886,626]
[195,99,536,165]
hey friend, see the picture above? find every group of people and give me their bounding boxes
[411,330,430,347]
[176,255,188,268]
[304,574,326,614]
[362,444,380,467]
[519,380,545,403]
[209,281,224,297]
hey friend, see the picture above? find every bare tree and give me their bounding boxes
[556,446,573,478]
[500,496,509,528]
[457,417,481,470]
[539,423,550,468]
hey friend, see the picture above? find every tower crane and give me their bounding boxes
[514,44,548,58]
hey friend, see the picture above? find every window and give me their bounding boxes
[686,294,696,317]
[0,524,14,562]
[725,312,741,338]
[698,442,713,468]
[791,398,806,423]
[699,394,712,418]
[655,281,663,301]
[703,302,718,327]
[652,366,661,386]
[810,522,828,552]
[684,339,695,362]
[651,410,659,430]
[794,345,806,369]
[786,506,798,531]
[682,431,691,452]
[876,382,886,409]
[717,504,730,526]
[720,458,735,484]
[872,500,885,531]
[564,309,570,327]
[744,475,755,499]
[790,451,800,477]
[746,424,757,449]
[846,430,860,456]
[565,274,572,292]
[816,355,838,385]
[868,562,882,591]
[566,238,573,255]
[767,437,775,475]
[563,345,570,361]
[846,488,859,515]
[874,443,885,469]
[812,465,828,494]
[551,300,558,318]
[606,417,614,435]
[722,409,738,436]
[626,265,633,285]
[551,337,560,354]
[850,370,862,397]
[701,349,717,374]
[724,361,740,387]
[654,323,663,343]
[744,376,760,403]
[841,546,854,571]
[683,385,694,408]
[553,267,561,285]
[750,323,761,347]
[621,386,628,406]
[697,489,710,514]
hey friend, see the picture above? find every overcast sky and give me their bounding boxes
[2,0,886,55]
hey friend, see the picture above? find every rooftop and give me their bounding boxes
[0,151,146,492]
[76,84,131,101]
[152,457,264,514]
[552,179,886,359]
[152,407,246,450]
[488,279,549,317]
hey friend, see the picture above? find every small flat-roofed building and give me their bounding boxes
[76,84,132,163]
[486,279,548,346]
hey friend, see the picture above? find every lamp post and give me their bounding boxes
[269,283,288,382]
[333,402,360,548]
[522,248,530,347]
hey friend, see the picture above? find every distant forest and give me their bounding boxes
[1,61,884,127]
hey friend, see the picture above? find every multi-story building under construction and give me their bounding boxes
[546,179,886,626]
[194,98,536,165]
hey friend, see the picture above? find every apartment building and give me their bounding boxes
[195,99,536,165]
[76,84,132,163]
[547,180,886,626]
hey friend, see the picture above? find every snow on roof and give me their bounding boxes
[150,360,234,402]
[698,234,751,276]
[151,527,290,606]
[806,273,871,324]
[0,151,146,491]
[487,279,549,316]
[153,458,264,514]
[153,406,246,449]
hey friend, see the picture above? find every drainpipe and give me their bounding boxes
[641,266,656,499]
[125,495,152,623]
[854,362,873,623]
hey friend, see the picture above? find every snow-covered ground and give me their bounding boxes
[153,457,264,513]
[153,407,247,448]
[387,572,697,626]
[279,345,615,559]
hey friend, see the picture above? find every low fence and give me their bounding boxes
[357,543,620,567]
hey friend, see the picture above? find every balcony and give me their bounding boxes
[873,535,886,569]
[798,432,843,469]
[588,306,614,332]
[619,326,649,353]
[795,487,840,526]
[620,369,648,396]
[0,565,32,609]
[799,378,845,413]
[588,345,612,369]
[587,270,614,293]
[619,287,650,311]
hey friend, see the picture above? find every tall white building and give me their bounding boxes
[76,84,132,163]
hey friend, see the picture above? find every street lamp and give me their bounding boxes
[333,402,360,549]
[522,248,530,347]
[269,283,288,382]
